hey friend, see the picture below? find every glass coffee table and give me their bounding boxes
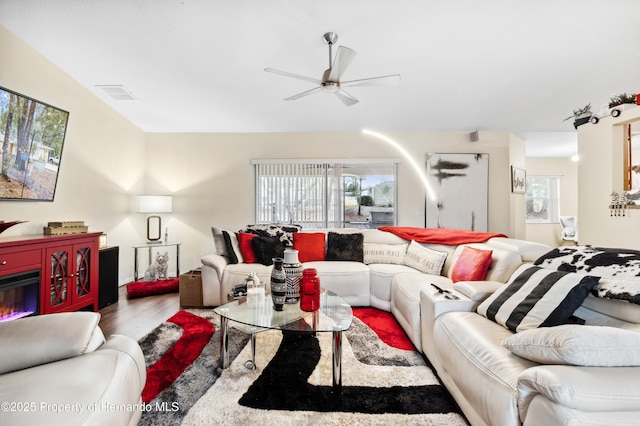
[213,289,352,389]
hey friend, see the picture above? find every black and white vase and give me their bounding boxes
[270,258,287,311]
[283,249,302,304]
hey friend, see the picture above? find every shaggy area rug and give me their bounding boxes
[127,277,180,298]
[139,309,467,425]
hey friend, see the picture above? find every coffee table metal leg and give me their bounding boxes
[245,333,257,370]
[220,314,229,368]
[332,328,342,390]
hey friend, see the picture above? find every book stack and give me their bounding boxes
[44,221,88,235]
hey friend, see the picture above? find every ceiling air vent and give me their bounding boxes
[96,85,138,101]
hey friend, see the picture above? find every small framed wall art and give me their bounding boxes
[511,166,526,194]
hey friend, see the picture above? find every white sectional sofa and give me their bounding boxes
[201,227,640,425]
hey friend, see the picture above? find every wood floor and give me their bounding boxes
[98,286,181,341]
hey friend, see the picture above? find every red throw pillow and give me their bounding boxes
[237,232,258,264]
[451,246,493,283]
[293,232,326,263]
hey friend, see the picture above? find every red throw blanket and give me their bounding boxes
[378,226,507,245]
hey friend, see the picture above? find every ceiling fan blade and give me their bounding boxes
[341,74,401,87]
[328,46,357,81]
[334,89,359,106]
[284,86,322,101]
[264,68,322,85]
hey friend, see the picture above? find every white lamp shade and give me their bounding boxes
[136,195,173,213]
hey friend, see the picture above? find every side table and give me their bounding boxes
[133,242,181,281]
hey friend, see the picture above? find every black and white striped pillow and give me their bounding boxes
[477,264,600,333]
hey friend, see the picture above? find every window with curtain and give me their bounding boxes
[253,159,399,229]
[525,176,560,223]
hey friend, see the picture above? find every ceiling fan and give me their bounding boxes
[265,32,401,106]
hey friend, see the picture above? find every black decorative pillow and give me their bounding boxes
[476,264,600,333]
[326,232,364,262]
[251,236,285,266]
[242,224,302,246]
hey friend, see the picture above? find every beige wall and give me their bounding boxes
[0,25,147,284]
[525,158,578,247]
[144,131,526,269]
[577,108,640,248]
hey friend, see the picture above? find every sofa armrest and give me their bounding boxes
[420,286,479,363]
[201,253,229,282]
[518,365,640,418]
[420,287,479,320]
[454,280,503,302]
[101,334,147,391]
[0,312,105,374]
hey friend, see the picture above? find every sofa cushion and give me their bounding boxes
[487,237,551,262]
[369,263,419,311]
[222,231,243,264]
[293,232,326,262]
[241,224,302,246]
[503,324,640,366]
[223,263,273,292]
[237,232,258,263]
[211,226,227,256]
[433,311,536,426]
[304,261,370,306]
[0,312,105,375]
[363,242,408,265]
[451,246,493,282]
[251,235,285,265]
[403,240,447,275]
[326,232,364,262]
[477,264,600,333]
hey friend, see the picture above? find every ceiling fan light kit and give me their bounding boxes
[265,32,400,106]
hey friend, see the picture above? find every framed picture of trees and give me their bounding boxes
[0,87,69,201]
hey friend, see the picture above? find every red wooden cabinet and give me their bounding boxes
[0,232,101,316]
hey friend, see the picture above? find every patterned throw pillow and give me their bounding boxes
[403,241,446,274]
[477,264,600,333]
[222,231,243,264]
[241,224,302,246]
[363,243,408,265]
[534,245,640,305]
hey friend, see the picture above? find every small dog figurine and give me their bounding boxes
[144,252,169,281]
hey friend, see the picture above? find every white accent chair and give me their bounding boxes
[559,216,578,244]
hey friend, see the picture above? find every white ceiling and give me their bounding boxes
[2,0,639,157]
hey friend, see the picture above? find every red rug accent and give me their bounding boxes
[126,277,179,298]
[352,307,415,351]
[141,311,215,403]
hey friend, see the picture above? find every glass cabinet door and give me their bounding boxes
[74,246,91,299]
[49,249,69,308]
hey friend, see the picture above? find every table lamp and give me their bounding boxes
[136,195,172,242]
